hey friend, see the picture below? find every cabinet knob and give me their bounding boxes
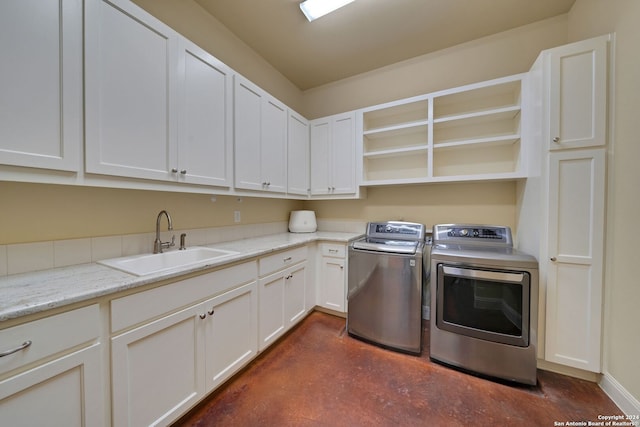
[180,169,187,174]
[171,168,178,173]
[208,308,215,316]
[550,257,557,262]
[199,313,207,320]
[552,137,560,143]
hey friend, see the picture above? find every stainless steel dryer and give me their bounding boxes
[347,221,426,354]
[430,224,539,385]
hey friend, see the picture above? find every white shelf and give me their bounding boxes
[363,119,429,136]
[358,74,525,185]
[363,145,429,159]
[362,98,429,132]
[433,106,521,126]
[434,134,520,151]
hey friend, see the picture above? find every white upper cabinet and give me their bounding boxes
[287,111,310,196]
[0,0,82,172]
[547,36,608,150]
[85,0,179,181]
[234,75,288,193]
[178,37,233,187]
[310,112,357,196]
[85,0,234,188]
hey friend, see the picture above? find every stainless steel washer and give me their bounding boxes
[347,221,426,354]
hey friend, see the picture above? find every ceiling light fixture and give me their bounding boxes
[299,0,355,22]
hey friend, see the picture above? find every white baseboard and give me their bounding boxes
[599,372,640,416]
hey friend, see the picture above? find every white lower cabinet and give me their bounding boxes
[204,282,258,391]
[110,263,258,427]
[544,148,605,372]
[258,246,308,351]
[111,304,204,427]
[0,305,105,427]
[317,243,347,313]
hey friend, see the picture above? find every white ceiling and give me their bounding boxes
[194,0,576,91]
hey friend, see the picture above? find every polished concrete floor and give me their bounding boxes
[174,311,622,426]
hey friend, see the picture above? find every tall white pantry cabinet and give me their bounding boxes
[518,35,609,373]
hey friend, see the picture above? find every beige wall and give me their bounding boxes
[0,182,302,244]
[303,16,569,118]
[307,182,517,232]
[567,0,640,404]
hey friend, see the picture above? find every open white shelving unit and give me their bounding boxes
[359,74,526,185]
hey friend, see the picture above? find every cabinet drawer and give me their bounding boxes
[259,246,308,277]
[321,243,346,258]
[111,261,257,333]
[0,304,100,376]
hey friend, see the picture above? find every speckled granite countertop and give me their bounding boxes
[0,232,362,323]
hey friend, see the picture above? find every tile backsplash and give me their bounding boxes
[1,222,285,276]
[0,219,366,276]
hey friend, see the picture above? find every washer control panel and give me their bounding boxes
[365,221,426,241]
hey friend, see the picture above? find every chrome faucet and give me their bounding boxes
[153,210,175,254]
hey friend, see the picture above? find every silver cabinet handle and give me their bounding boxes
[180,169,187,174]
[328,249,339,253]
[553,137,560,143]
[199,313,207,320]
[171,168,178,173]
[283,256,292,262]
[0,340,32,358]
[208,308,215,316]
[550,257,557,262]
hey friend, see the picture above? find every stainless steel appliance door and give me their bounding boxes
[347,248,422,353]
[436,264,530,347]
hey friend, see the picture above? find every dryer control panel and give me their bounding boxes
[432,224,512,246]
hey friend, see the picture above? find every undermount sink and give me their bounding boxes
[98,247,239,276]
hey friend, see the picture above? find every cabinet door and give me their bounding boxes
[178,37,233,187]
[545,148,605,372]
[331,113,356,194]
[261,97,288,193]
[258,271,286,350]
[234,76,263,191]
[0,0,82,172]
[111,305,204,427]
[204,281,258,391]
[548,36,608,150]
[320,256,346,312]
[310,119,331,195]
[85,0,178,181]
[0,344,104,427]
[287,111,310,196]
[285,263,307,327]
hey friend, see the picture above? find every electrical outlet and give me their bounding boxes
[234,211,241,223]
